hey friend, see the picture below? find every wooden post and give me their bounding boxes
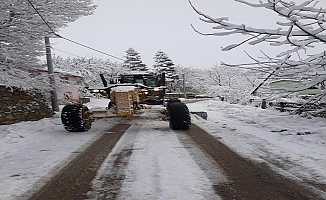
[45,36,59,112]
[261,99,267,109]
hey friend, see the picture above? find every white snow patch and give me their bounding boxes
[84,97,111,110]
[0,101,119,200]
[188,99,326,190]
[90,109,224,200]
[111,86,136,92]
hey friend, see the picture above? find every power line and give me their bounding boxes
[51,47,82,58]
[25,0,125,61]
[57,35,125,61]
[25,0,56,34]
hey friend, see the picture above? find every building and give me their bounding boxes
[28,68,84,104]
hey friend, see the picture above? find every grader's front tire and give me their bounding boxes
[61,104,92,132]
[168,102,191,130]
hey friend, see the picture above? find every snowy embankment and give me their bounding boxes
[0,98,115,200]
[188,99,326,188]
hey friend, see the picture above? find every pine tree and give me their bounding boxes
[153,51,177,79]
[123,48,147,71]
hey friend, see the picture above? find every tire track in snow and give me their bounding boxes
[187,124,325,200]
[29,123,131,200]
[91,108,223,200]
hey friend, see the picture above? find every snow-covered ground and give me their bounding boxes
[0,98,117,200]
[188,99,326,190]
[89,108,225,200]
[3,97,326,199]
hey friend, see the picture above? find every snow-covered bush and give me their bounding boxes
[0,64,51,90]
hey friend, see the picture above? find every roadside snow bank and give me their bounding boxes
[0,98,118,200]
[188,99,326,188]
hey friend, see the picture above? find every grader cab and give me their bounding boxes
[61,72,191,132]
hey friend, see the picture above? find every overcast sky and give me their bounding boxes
[51,0,307,68]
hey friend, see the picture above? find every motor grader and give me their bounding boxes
[61,72,191,132]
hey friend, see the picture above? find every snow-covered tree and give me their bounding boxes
[123,48,147,71]
[190,0,326,103]
[208,65,260,102]
[153,50,178,79]
[173,65,258,103]
[0,0,96,89]
[53,56,124,88]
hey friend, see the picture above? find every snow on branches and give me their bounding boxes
[0,0,96,89]
[0,63,51,90]
[190,0,326,105]
[174,65,257,103]
[53,56,124,88]
[189,0,326,50]
[153,50,178,80]
[123,48,148,71]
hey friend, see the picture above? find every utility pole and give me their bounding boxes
[45,36,59,112]
[183,73,186,98]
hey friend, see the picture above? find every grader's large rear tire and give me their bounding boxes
[61,104,92,132]
[167,102,191,130]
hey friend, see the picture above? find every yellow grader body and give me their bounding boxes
[111,87,140,117]
[61,72,192,132]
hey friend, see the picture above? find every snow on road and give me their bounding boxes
[0,97,117,200]
[188,99,326,192]
[89,108,225,200]
[84,97,110,111]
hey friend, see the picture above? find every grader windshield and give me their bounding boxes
[118,72,165,88]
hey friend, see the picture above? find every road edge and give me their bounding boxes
[27,123,131,200]
[188,120,325,200]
